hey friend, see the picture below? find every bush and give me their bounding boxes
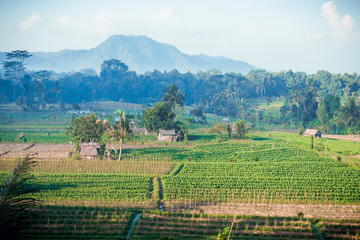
[336,156,342,162]
[298,127,305,135]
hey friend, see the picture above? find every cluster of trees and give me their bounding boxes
[2,50,360,133]
[209,119,248,140]
[66,84,188,159]
[280,81,360,133]
[66,111,134,161]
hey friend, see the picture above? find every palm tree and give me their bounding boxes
[51,81,62,103]
[233,119,248,139]
[111,110,133,161]
[0,156,39,238]
[335,97,360,129]
[162,84,186,110]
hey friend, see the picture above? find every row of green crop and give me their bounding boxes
[177,162,360,179]
[0,173,152,201]
[123,142,325,163]
[0,130,69,143]
[163,176,360,203]
[162,160,360,203]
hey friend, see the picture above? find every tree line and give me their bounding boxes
[1,50,360,133]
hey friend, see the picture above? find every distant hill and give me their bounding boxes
[0,35,257,74]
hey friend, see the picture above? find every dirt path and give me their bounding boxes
[322,134,360,142]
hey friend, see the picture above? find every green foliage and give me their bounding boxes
[298,127,305,135]
[162,84,186,110]
[335,97,360,134]
[209,124,226,139]
[317,95,340,131]
[217,227,232,240]
[233,119,248,138]
[104,110,133,160]
[190,106,203,120]
[100,59,129,79]
[142,102,176,133]
[0,156,39,238]
[66,113,105,153]
[0,173,152,201]
[280,81,318,126]
[226,125,232,139]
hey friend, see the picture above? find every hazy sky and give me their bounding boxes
[0,0,359,74]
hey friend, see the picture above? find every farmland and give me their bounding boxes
[1,106,360,239]
[1,134,360,239]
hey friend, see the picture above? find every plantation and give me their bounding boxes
[1,130,360,239]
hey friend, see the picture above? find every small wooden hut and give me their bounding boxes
[80,142,101,160]
[158,129,177,142]
[303,129,322,138]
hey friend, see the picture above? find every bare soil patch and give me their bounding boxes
[323,134,360,142]
[0,143,185,160]
[192,203,360,220]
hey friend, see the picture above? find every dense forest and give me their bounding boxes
[1,51,360,134]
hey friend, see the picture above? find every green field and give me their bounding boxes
[1,103,360,239]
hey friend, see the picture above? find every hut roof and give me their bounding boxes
[304,129,321,135]
[80,142,100,148]
[79,147,98,156]
[158,129,176,136]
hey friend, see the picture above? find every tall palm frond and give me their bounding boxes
[162,84,186,110]
[0,156,39,238]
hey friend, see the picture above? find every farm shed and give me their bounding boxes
[131,128,149,135]
[158,129,177,142]
[303,129,322,138]
[80,142,101,160]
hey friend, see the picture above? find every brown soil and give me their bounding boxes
[322,134,360,142]
[191,203,360,220]
[0,143,186,160]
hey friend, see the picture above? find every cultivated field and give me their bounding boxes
[1,131,360,239]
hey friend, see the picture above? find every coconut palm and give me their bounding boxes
[51,81,62,103]
[162,84,186,110]
[0,156,39,238]
[233,119,248,139]
[335,97,360,130]
[111,110,133,161]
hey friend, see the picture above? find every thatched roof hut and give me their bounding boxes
[158,129,177,142]
[303,129,322,138]
[80,142,100,159]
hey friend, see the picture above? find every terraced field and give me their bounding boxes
[1,133,360,239]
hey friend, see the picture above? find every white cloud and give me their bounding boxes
[321,1,354,34]
[20,14,41,30]
[157,8,173,22]
[57,15,71,25]
[307,33,331,43]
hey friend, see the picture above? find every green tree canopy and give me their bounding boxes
[162,84,186,110]
[335,97,360,133]
[105,110,133,160]
[142,102,176,133]
[233,119,248,138]
[66,113,105,153]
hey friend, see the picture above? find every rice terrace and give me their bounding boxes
[1,1,360,239]
[0,100,360,239]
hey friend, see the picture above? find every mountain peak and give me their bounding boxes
[0,35,257,74]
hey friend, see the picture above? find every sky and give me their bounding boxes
[0,0,359,74]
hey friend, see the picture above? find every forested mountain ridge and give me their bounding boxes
[1,49,360,134]
[0,35,256,74]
